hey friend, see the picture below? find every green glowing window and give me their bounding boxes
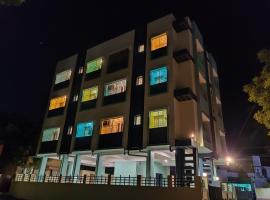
[86,58,103,74]
[82,86,98,102]
[55,69,72,84]
[149,109,167,128]
[76,121,94,137]
[42,127,60,142]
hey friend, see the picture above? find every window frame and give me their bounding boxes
[104,78,127,97]
[136,76,144,86]
[149,109,168,129]
[49,96,67,110]
[54,69,72,85]
[149,66,168,86]
[134,115,142,126]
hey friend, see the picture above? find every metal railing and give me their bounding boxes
[14,174,197,188]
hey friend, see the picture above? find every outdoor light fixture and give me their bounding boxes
[190,133,195,139]
[214,176,220,181]
[225,156,234,166]
[164,159,168,163]
[202,172,207,177]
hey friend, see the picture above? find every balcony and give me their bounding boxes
[74,136,92,151]
[85,69,101,80]
[103,92,126,105]
[47,107,65,117]
[148,127,167,145]
[80,99,97,111]
[98,132,123,149]
[53,80,70,91]
[196,53,206,77]
[173,49,192,63]
[172,17,192,33]
[151,47,167,59]
[38,141,58,154]
[149,82,167,95]
[174,88,197,102]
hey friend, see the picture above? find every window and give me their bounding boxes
[55,69,72,85]
[67,126,73,135]
[150,66,168,85]
[136,76,143,86]
[73,94,79,102]
[149,109,167,128]
[104,79,127,96]
[151,33,167,51]
[100,116,124,134]
[76,121,94,137]
[86,57,103,74]
[49,96,67,110]
[78,67,84,74]
[82,86,98,102]
[134,115,141,125]
[42,127,60,142]
[138,45,145,53]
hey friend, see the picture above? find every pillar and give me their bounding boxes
[38,156,48,181]
[146,150,154,177]
[95,154,105,176]
[67,161,74,176]
[175,148,185,179]
[72,154,81,176]
[60,154,69,176]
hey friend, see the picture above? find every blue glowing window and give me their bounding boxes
[76,121,94,137]
[150,66,167,85]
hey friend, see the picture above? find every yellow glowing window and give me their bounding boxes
[82,86,98,102]
[49,96,67,110]
[151,33,167,51]
[100,116,124,135]
[149,109,167,128]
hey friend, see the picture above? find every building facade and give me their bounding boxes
[35,14,227,185]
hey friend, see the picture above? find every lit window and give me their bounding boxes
[100,116,124,134]
[76,121,94,137]
[151,33,167,51]
[73,94,78,102]
[82,86,98,102]
[150,66,168,85]
[138,45,145,53]
[78,67,84,74]
[104,79,127,96]
[136,76,143,86]
[149,109,167,128]
[55,69,72,85]
[49,96,67,110]
[86,57,103,74]
[134,115,141,125]
[42,127,60,142]
[67,126,73,135]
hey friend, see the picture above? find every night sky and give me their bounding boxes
[1,0,270,155]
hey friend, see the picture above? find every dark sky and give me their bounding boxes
[0,0,270,154]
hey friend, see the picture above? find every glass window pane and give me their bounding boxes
[86,58,103,74]
[49,96,67,110]
[100,116,124,134]
[134,115,141,125]
[104,79,127,96]
[42,128,60,142]
[151,33,167,51]
[55,69,72,84]
[149,109,167,128]
[76,121,94,137]
[150,66,168,85]
[136,76,143,86]
[82,86,98,102]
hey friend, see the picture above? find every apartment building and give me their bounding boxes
[35,14,227,185]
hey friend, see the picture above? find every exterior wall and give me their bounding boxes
[37,54,78,155]
[10,181,203,200]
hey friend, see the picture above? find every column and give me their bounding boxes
[146,150,154,177]
[67,161,74,176]
[72,154,81,176]
[95,154,105,176]
[38,156,48,181]
[60,154,69,176]
[175,148,185,179]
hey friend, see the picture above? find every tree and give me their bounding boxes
[243,49,270,134]
[0,0,24,6]
[0,113,39,175]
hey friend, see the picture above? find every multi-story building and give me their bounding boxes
[34,14,227,185]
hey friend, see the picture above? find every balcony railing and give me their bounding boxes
[14,174,197,188]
